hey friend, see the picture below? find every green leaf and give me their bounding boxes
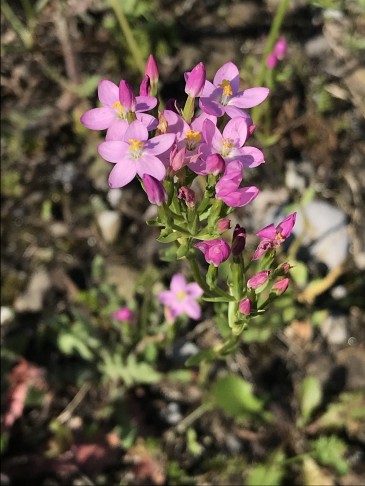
[157,231,182,243]
[212,375,266,419]
[298,376,322,426]
[185,349,216,367]
[246,450,286,486]
[311,435,348,475]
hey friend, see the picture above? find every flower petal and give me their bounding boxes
[136,95,157,112]
[105,120,129,141]
[136,113,159,131]
[98,80,119,106]
[213,62,240,93]
[98,141,129,163]
[236,146,265,168]
[190,112,217,132]
[215,160,243,197]
[108,161,137,188]
[145,133,175,155]
[277,212,296,238]
[230,87,269,109]
[124,120,148,142]
[183,300,201,320]
[199,96,224,117]
[220,186,259,207]
[81,107,116,130]
[186,282,204,298]
[170,273,187,293]
[256,224,277,239]
[224,105,251,120]
[136,153,166,180]
[222,117,248,148]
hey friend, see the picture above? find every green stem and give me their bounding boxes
[1,1,33,49]
[187,255,210,293]
[109,0,145,75]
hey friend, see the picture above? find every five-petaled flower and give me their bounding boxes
[215,160,260,207]
[199,61,269,119]
[252,213,296,260]
[158,273,203,322]
[98,120,175,188]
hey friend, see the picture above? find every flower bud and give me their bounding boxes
[112,306,134,321]
[266,53,278,70]
[139,74,151,96]
[272,278,290,295]
[239,298,252,315]
[178,186,195,208]
[274,37,288,60]
[217,218,231,233]
[231,224,246,257]
[119,80,136,112]
[170,145,186,171]
[206,153,225,176]
[145,54,159,85]
[185,62,206,98]
[142,174,167,206]
[247,270,270,289]
[195,239,231,267]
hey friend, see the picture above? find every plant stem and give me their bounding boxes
[109,0,145,75]
[176,402,213,433]
[1,1,33,49]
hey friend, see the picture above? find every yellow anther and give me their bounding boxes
[128,139,144,151]
[112,101,124,116]
[220,138,234,156]
[219,79,233,97]
[185,130,202,144]
[276,231,285,241]
[177,290,186,301]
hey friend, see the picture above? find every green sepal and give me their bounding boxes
[176,244,189,259]
[157,231,182,243]
[146,219,164,227]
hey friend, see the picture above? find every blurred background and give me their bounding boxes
[1,0,365,485]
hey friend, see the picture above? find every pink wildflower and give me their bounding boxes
[145,55,159,86]
[98,120,175,188]
[215,160,260,208]
[112,306,134,321]
[252,212,297,260]
[199,61,269,119]
[205,153,225,176]
[193,118,264,174]
[80,79,157,133]
[247,270,271,289]
[195,239,231,267]
[158,273,203,321]
[272,278,290,295]
[266,37,288,69]
[239,298,253,315]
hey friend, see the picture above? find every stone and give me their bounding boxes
[1,306,14,326]
[96,210,121,244]
[321,313,348,345]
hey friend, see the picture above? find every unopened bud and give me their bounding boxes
[206,153,225,176]
[231,224,246,257]
[239,298,253,315]
[142,174,167,206]
[217,218,231,233]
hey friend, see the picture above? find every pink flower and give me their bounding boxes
[98,120,175,188]
[185,62,206,98]
[193,118,265,174]
[215,160,260,208]
[112,306,134,321]
[143,174,167,205]
[145,55,159,85]
[158,273,203,321]
[247,270,271,289]
[271,278,290,295]
[205,153,225,176]
[266,53,278,69]
[274,37,288,60]
[252,212,297,260]
[199,61,269,119]
[80,79,158,133]
[195,239,231,267]
[239,298,252,315]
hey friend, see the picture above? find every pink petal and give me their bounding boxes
[183,300,201,320]
[108,161,137,188]
[199,97,224,117]
[98,80,119,106]
[222,117,248,148]
[202,119,220,146]
[221,186,259,207]
[136,95,157,112]
[213,62,240,93]
[224,105,251,120]
[136,113,158,131]
[124,120,148,142]
[98,141,129,163]
[215,160,243,197]
[236,147,265,168]
[186,282,204,298]
[200,80,217,98]
[191,112,217,132]
[81,107,116,130]
[230,87,269,109]
[106,120,129,141]
[170,273,187,293]
[145,133,175,155]
[277,212,296,237]
[158,290,173,306]
[136,153,166,180]
[257,224,277,239]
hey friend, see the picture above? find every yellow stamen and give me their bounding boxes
[220,138,233,156]
[128,138,144,158]
[219,79,232,97]
[112,101,124,117]
[276,231,285,241]
[185,130,201,144]
[177,290,186,301]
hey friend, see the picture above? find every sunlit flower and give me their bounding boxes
[252,213,296,260]
[215,160,259,207]
[158,273,203,322]
[199,61,269,119]
[195,239,231,267]
[98,120,175,188]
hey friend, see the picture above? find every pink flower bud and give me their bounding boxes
[217,218,231,233]
[142,174,167,206]
[139,75,151,96]
[273,37,288,60]
[195,239,231,267]
[231,224,246,257]
[272,277,290,295]
[266,53,278,70]
[185,62,206,98]
[178,186,195,208]
[112,306,134,321]
[239,298,253,315]
[119,80,136,112]
[247,270,270,289]
[145,54,159,84]
[170,144,186,171]
[281,263,293,274]
[206,153,225,176]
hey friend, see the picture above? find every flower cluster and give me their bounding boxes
[82,55,296,329]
